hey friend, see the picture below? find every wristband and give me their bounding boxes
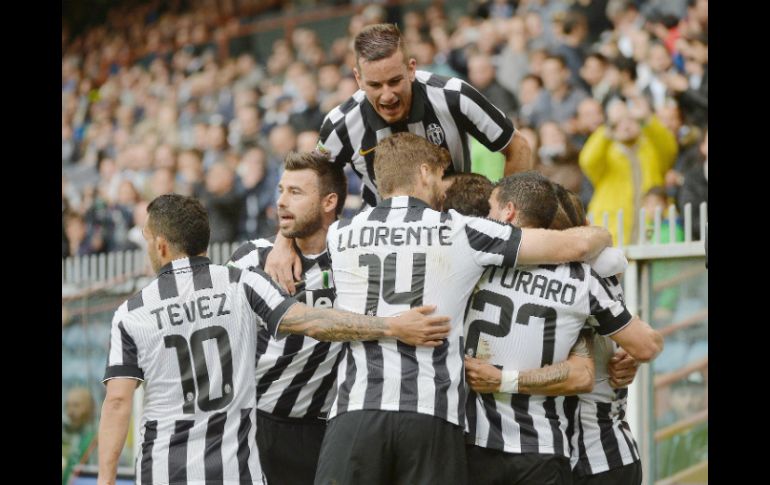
[500,369,520,393]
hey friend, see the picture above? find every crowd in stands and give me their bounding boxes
[62,0,708,257]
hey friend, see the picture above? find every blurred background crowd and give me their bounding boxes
[61,2,709,482]
[61,0,707,251]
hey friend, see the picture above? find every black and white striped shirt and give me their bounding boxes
[567,275,641,476]
[326,196,522,426]
[103,256,296,485]
[228,239,342,420]
[317,70,515,207]
[465,263,633,458]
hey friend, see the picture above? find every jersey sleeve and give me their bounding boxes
[586,269,633,336]
[317,101,357,168]
[103,305,145,383]
[227,239,273,271]
[241,267,299,337]
[454,79,515,152]
[462,214,522,268]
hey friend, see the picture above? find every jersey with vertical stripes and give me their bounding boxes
[317,70,515,207]
[228,238,343,419]
[567,275,641,476]
[464,263,633,457]
[325,195,522,426]
[103,256,297,485]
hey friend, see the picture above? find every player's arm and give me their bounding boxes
[263,231,302,294]
[587,270,663,362]
[97,378,138,485]
[608,316,663,362]
[502,130,533,174]
[517,225,612,265]
[465,330,595,395]
[278,303,451,347]
[454,78,530,174]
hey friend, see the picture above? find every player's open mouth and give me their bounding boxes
[379,99,400,114]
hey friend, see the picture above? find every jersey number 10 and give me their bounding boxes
[164,325,234,414]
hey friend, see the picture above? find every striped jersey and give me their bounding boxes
[567,275,641,476]
[228,238,342,419]
[465,263,633,457]
[317,70,515,207]
[326,195,522,426]
[103,256,296,485]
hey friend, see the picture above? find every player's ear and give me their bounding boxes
[353,65,364,90]
[419,163,432,183]
[407,57,417,81]
[322,192,338,215]
[504,202,517,224]
[156,234,170,258]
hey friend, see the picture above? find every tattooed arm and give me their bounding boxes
[465,329,596,395]
[277,303,452,347]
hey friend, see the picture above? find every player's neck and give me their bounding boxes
[295,226,330,256]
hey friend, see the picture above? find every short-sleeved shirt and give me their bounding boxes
[317,71,515,206]
[103,256,296,485]
[464,263,633,458]
[567,275,641,476]
[325,195,522,426]
[228,238,342,419]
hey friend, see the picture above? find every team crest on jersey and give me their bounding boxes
[426,123,444,145]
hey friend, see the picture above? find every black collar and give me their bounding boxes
[377,196,431,209]
[293,240,332,273]
[361,78,426,131]
[157,255,212,276]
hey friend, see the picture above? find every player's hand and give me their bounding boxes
[264,234,302,294]
[608,349,638,388]
[464,356,502,393]
[389,305,451,347]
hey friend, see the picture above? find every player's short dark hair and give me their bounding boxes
[494,171,559,229]
[284,151,348,216]
[355,23,408,65]
[147,194,210,256]
[550,182,586,229]
[443,173,493,217]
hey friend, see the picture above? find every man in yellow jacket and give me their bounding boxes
[579,97,677,245]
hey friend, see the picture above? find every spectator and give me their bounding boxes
[535,121,583,195]
[517,74,550,128]
[665,31,707,128]
[237,147,278,240]
[678,129,707,240]
[495,16,530,97]
[571,97,606,149]
[579,97,677,244]
[228,104,264,153]
[578,52,612,105]
[288,74,325,134]
[467,53,519,119]
[540,53,588,128]
[64,209,105,257]
[642,186,684,243]
[62,387,97,484]
[658,102,703,200]
[296,129,320,153]
[197,161,241,243]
